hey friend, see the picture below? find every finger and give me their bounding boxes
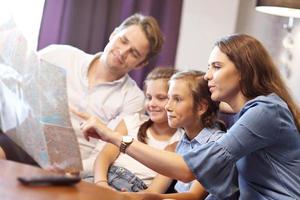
[68,104,78,114]
[84,133,90,141]
[82,129,90,141]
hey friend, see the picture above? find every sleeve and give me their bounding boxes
[183,102,280,198]
[122,83,145,115]
[107,83,145,129]
[37,44,78,69]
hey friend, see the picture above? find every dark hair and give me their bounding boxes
[215,34,300,131]
[137,67,178,143]
[116,13,164,61]
[170,70,226,131]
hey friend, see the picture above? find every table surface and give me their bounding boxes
[0,160,129,200]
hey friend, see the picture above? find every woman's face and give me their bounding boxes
[145,79,169,124]
[165,79,199,130]
[205,46,241,103]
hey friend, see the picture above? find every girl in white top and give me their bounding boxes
[92,67,183,190]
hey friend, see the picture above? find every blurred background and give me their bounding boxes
[1,0,299,104]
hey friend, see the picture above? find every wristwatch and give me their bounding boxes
[119,136,134,153]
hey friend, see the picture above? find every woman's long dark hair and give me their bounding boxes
[137,67,177,144]
[215,34,300,131]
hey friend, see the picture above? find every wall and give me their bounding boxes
[288,25,300,103]
[175,0,239,71]
[0,0,45,50]
[236,0,300,104]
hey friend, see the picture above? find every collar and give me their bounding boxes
[181,127,220,145]
[81,52,128,86]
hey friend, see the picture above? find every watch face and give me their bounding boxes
[123,136,133,143]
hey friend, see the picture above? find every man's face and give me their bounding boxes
[101,25,150,77]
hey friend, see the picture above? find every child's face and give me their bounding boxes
[165,79,199,130]
[145,79,169,124]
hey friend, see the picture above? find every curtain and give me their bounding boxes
[38,0,182,87]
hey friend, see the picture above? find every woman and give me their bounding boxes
[80,34,300,199]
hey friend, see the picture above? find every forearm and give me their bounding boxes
[79,115,195,182]
[146,174,172,193]
[110,135,195,182]
[159,191,208,200]
[93,157,110,183]
[93,144,119,184]
[126,191,207,200]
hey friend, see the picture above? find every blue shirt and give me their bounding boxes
[175,127,225,192]
[175,128,238,200]
[184,93,300,199]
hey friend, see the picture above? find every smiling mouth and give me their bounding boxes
[149,110,162,113]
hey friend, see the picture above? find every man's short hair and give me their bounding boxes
[116,13,164,60]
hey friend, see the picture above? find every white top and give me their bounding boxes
[113,113,184,186]
[38,45,145,173]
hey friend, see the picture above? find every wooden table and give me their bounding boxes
[0,160,129,200]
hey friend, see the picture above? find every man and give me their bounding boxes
[0,13,164,175]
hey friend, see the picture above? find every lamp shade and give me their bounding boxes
[256,0,300,18]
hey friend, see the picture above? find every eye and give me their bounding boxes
[173,96,181,102]
[146,95,152,101]
[156,94,167,100]
[131,50,139,58]
[120,37,127,44]
[212,63,222,70]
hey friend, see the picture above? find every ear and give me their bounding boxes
[196,101,208,117]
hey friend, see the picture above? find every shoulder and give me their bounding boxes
[123,75,142,90]
[39,44,83,54]
[240,93,290,122]
[123,113,149,136]
[122,75,144,98]
[38,44,92,63]
[174,128,185,140]
[235,93,295,138]
[202,128,226,143]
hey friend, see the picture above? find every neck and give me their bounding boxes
[88,58,121,88]
[226,92,249,113]
[185,122,204,140]
[150,122,177,140]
